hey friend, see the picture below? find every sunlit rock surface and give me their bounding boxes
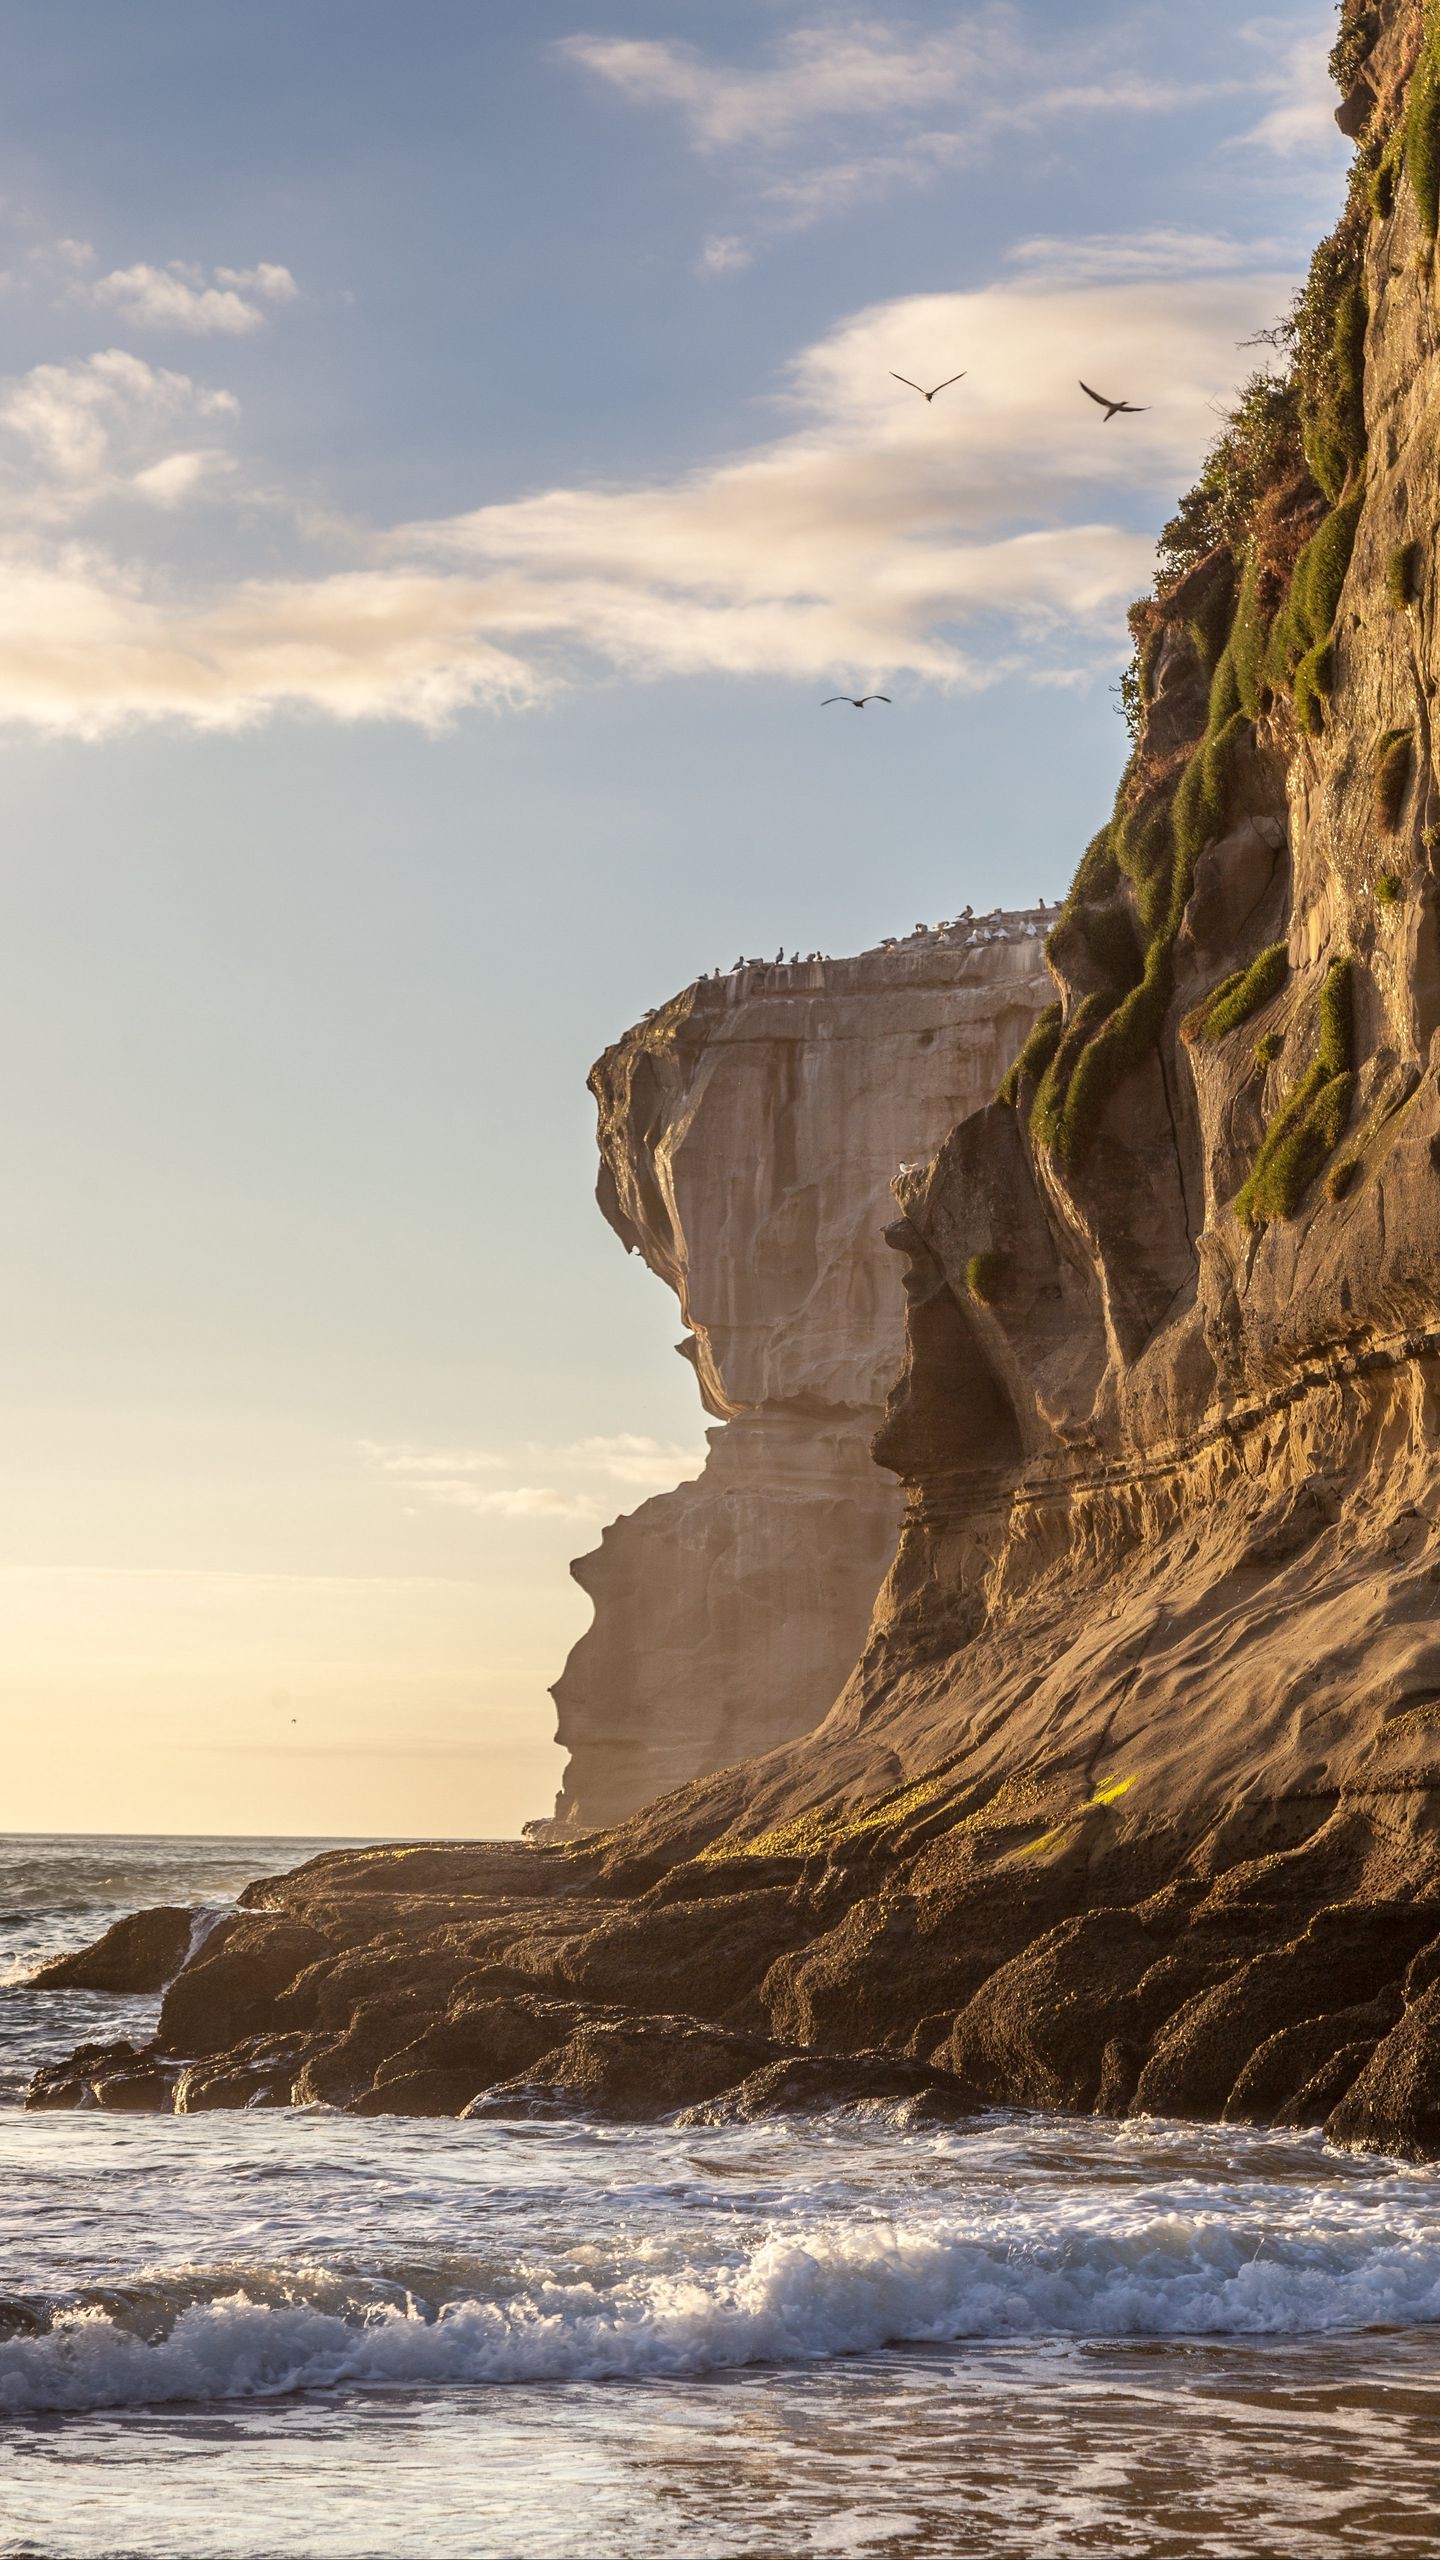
[548,920,1054,1826]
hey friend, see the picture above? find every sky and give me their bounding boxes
[0,0,1350,1838]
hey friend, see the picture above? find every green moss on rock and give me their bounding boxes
[997,1002,1063,1106]
[1236,957,1357,1225]
[1189,943,1289,1045]
[1376,728,1415,834]
[965,1251,1007,1307]
[1406,3,1440,240]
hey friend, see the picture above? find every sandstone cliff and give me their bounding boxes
[549,924,1053,1826]
[32,0,1440,2160]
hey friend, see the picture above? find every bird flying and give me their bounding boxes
[822,695,892,708]
[890,370,967,403]
[1080,381,1150,421]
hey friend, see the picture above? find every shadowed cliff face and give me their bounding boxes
[549,927,1054,1826]
[36,4,1440,2159]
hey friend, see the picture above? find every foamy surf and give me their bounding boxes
[6,2203,1440,2414]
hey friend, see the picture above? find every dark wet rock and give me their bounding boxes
[677,2050,974,2125]
[348,1993,610,2115]
[26,2039,175,2113]
[1274,2038,1383,2130]
[1131,1910,1437,2121]
[550,1887,811,2026]
[30,1906,196,1993]
[173,2033,315,2113]
[1325,1981,1440,2159]
[465,2014,782,2120]
[1222,1993,1403,2127]
[940,1908,1231,2113]
[156,1916,334,2058]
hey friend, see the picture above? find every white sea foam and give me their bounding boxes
[6,2207,1440,2415]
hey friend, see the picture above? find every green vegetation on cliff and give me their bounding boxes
[996,1001,1062,1105]
[1184,943,1289,1046]
[1236,956,1357,1224]
[1376,727,1415,831]
[1405,1,1440,237]
[1006,101,1380,1170]
[965,1250,1007,1306]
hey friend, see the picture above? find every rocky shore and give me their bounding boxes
[28,0,1440,2160]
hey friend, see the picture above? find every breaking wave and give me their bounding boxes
[6,2206,1440,2415]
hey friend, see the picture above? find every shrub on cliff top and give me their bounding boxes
[1330,3,1378,99]
[1236,956,1357,1225]
[1376,728,1415,833]
[1375,867,1405,907]
[1406,3,1440,239]
[1256,1028,1285,1067]
[1155,374,1308,586]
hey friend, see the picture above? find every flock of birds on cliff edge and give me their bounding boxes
[819,368,1148,707]
[665,905,1052,991]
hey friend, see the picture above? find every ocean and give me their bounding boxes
[4,1835,1440,2558]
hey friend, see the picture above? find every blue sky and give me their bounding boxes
[0,0,1349,1835]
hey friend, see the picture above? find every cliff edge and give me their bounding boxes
[550,922,1053,1827]
[31,0,1440,2161]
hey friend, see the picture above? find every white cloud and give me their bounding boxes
[0,559,539,737]
[0,349,237,519]
[84,259,300,335]
[390,269,1288,693]
[559,12,1253,260]
[558,1434,708,1488]
[0,254,1296,736]
[1005,229,1279,286]
[129,448,236,508]
[699,234,753,276]
[358,1433,707,1528]
[420,1483,600,1521]
[557,18,1001,152]
[1236,16,1349,158]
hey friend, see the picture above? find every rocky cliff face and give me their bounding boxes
[35,1,1440,2160]
[550,925,1054,1826]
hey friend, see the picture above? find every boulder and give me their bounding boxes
[1325,1982,1440,2158]
[157,1917,333,2057]
[677,2050,974,2125]
[465,2014,781,2120]
[30,1906,196,1993]
[26,2039,174,2112]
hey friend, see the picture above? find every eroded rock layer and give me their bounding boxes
[32,1,1440,2157]
[550,922,1053,1826]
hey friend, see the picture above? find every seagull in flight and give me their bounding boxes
[890,370,967,403]
[1080,381,1150,421]
[822,694,892,709]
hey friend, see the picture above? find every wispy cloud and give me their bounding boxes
[557,17,1006,153]
[81,258,300,336]
[0,253,1294,735]
[1234,14,1349,159]
[359,1434,708,1526]
[559,9,1260,265]
[389,266,1289,691]
[562,6,1343,269]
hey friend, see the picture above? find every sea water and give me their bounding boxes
[4,1838,1440,2557]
